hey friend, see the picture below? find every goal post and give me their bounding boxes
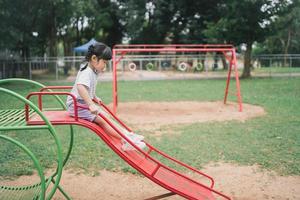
[112,44,242,113]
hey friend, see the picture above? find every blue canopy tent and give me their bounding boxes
[73,38,99,53]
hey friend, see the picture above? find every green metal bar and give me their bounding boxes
[0,109,34,128]
[0,125,49,131]
[0,109,8,114]
[12,110,35,127]
[0,110,14,121]
[0,87,63,200]
[14,120,27,127]
[35,186,42,200]
[64,125,74,167]
[0,109,24,119]
[51,179,72,200]
[0,110,18,122]
[0,78,67,110]
[51,125,75,180]
[8,110,29,127]
[1,110,24,126]
[0,134,46,200]
[14,117,28,127]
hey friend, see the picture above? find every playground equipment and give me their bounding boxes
[128,62,137,71]
[112,44,243,114]
[0,79,73,200]
[177,61,204,72]
[0,134,46,200]
[178,62,189,71]
[145,62,155,71]
[0,78,232,200]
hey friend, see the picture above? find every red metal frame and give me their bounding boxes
[25,92,79,121]
[112,44,243,113]
[114,44,234,48]
[25,87,232,200]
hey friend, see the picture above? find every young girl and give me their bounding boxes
[66,42,145,150]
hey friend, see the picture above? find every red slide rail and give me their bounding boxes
[98,102,216,187]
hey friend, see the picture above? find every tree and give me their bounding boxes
[119,0,221,44]
[58,0,123,54]
[204,0,294,78]
[0,0,49,58]
[259,2,300,66]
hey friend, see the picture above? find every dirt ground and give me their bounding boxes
[2,101,300,200]
[115,101,265,131]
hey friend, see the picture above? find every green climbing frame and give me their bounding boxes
[0,79,75,200]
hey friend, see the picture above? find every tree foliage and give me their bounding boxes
[0,0,123,57]
[0,0,299,76]
[259,2,300,54]
[203,0,294,77]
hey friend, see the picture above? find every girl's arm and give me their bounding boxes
[77,84,98,114]
[94,95,102,104]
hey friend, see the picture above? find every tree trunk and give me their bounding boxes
[76,17,80,46]
[219,52,228,70]
[49,5,57,57]
[241,42,252,78]
[62,35,72,57]
[283,28,291,67]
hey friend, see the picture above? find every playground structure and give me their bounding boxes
[0,78,232,200]
[118,52,225,72]
[112,44,243,113]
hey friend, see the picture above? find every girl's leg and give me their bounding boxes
[93,115,146,150]
[97,107,144,140]
[93,116,122,139]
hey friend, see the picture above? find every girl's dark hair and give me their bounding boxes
[85,42,112,61]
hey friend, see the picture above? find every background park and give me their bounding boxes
[0,0,300,200]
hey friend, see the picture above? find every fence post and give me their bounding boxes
[158,59,161,71]
[56,62,58,80]
[29,61,32,80]
[3,62,5,78]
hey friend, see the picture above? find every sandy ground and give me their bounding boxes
[3,163,300,200]
[56,163,300,200]
[116,101,265,131]
[1,101,300,200]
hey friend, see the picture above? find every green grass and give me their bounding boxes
[0,78,300,177]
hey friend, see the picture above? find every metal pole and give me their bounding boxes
[29,61,32,80]
[112,49,117,114]
[270,58,272,77]
[56,62,58,80]
[3,62,5,78]
[158,59,161,71]
[224,51,233,105]
[233,50,243,112]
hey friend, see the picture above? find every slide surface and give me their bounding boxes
[29,105,231,200]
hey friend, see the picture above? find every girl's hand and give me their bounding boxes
[89,104,99,115]
[95,97,102,105]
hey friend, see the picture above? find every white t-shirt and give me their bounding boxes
[66,63,98,106]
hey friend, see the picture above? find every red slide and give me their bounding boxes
[27,90,231,200]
